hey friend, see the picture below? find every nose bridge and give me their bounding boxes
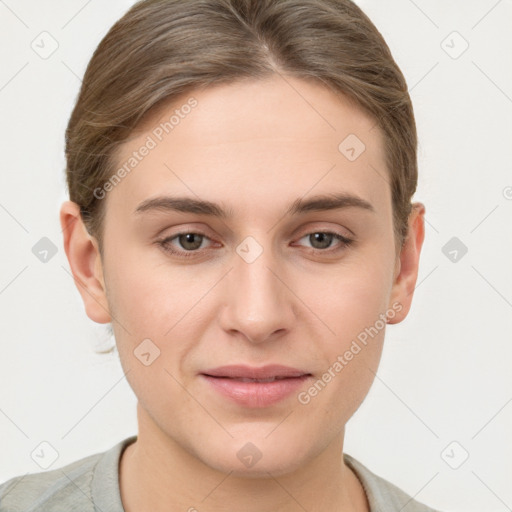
[220,234,293,343]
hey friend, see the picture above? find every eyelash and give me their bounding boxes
[156,230,354,259]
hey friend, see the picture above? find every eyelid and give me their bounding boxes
[295,221,355,239]
[294,222,353,239]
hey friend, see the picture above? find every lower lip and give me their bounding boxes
[201,375,311,407]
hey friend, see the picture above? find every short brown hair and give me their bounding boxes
[65,0,418,254]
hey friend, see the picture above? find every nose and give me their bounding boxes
[218,240,297,344]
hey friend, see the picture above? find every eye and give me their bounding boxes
[156,229,354,259]
[157,232,214,258]
[295,231,354,253]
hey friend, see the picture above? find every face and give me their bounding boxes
[65,74,421,477]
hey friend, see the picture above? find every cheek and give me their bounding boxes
[105,257,198,407]
[301,269,388,424]
[299,255,394,338]
[294,252,392,409]
[104,251,220,374]
[104,250,188,333]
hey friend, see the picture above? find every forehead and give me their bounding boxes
[135,75,382,151]
[107,74,390,220]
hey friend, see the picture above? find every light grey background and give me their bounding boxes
[1,1,511,511]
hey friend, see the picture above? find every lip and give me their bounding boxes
[200,365,313,407]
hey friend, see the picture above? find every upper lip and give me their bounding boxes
[201,365,311,379]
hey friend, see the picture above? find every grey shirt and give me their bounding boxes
[0,435,441,511]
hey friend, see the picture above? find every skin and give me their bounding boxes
[60,74,425,512]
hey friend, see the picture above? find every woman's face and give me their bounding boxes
[86,75,416,475]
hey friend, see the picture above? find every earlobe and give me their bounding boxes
[387,202,426,325]
[59,201,111,324]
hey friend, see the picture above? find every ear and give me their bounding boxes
[59,201,111,324]
[387,202,426,324]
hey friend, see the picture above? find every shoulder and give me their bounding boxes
[344,453,443,512]
[0,452,100,512]
[0,436,136,512]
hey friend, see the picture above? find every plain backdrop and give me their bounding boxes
[0,1,511,511]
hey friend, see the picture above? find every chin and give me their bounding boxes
[196,433,314,478]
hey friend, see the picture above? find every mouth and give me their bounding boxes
[200,365,313,407]
[201,364,311,379]
[210,376,297,383]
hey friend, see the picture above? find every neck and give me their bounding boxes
[119,404,370,512]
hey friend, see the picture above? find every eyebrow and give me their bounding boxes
[134,192,376,218]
